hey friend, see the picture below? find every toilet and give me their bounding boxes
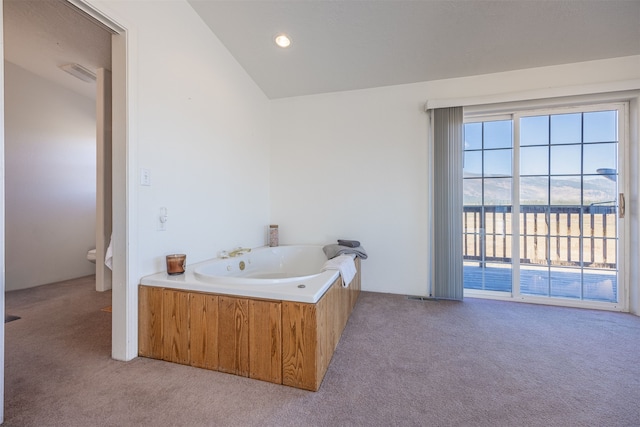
[87,248,97,263]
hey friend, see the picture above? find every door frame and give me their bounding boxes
[64,0,137,361]
[463,100,631,312]
[96,67,112,293]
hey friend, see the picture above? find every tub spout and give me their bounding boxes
[229,247,252,257]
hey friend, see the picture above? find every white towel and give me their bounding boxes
[321,255,357,288]
[104,234,113,270]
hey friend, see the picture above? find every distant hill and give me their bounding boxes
[463,174,616,206]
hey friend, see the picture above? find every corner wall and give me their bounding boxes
[4,61,97,291]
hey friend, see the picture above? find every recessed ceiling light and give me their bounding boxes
[274,34,291,48]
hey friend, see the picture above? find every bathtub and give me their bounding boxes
[140,245,343,303]
[139,244,361,390]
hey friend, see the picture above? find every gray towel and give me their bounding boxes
[323,244,368,260]
[338,239,360,248]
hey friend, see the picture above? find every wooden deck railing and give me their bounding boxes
[463,205,617,269]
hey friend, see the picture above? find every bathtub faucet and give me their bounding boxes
[228,247,252,257]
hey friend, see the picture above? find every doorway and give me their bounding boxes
[463,102,627,310]
[3,0,111,292]
[1,0,129,421]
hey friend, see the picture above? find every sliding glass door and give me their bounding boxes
[463,103,625,308]
[462,118,513,293]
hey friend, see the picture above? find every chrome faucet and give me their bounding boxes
[228,247,251,257]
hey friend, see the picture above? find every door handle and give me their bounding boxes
[619,193,625,219]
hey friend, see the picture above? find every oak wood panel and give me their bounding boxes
[350,258,361,310]
[138,257,360,391]
[315,286,330,383]
[218,296,249,376]
[189,292,219,370]
[340,280,351,350]
[138,285,164,359]
[282,301,319,391]
[162,289,190,364]
[248,300,282,383]
[324,279,339,354]
[331,282,353,351]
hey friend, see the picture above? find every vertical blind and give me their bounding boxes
[430,107,464,300]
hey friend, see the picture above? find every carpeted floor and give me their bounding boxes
[4,276,640,426]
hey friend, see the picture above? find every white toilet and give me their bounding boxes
[87,248,97,263]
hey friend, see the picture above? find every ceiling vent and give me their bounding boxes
[59,63,96,83]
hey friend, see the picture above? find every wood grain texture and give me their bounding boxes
[337,278,349,352]
[162,289,190,364]
[218,296,249,376]
[350,258,362,310]
[138,286,164,359]
[316,286,330,383]
[248,300,282,383]
[282,301,319,391]
[189,292,219,370]
[339,279,350,344]
[137,258,361,391]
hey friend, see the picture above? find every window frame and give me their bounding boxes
[463,101,629,311]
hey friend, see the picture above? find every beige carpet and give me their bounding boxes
[4,276,640,426]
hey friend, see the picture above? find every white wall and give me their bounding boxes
[102,1,271,276]
[82,0,271,359]
[271,56,640,299]
[4,60,97,291]
[271,86,430,296]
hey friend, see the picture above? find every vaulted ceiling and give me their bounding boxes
[189,0,640,99]
[3,1,639,101]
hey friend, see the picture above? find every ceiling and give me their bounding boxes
[2,1,638,101]
[188,0,640,99]
[3,0,111,100]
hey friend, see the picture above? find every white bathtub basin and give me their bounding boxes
[140,245,342,303]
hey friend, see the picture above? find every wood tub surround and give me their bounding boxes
[138,258,361,391]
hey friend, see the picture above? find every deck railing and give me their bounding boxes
[463,205,617,269]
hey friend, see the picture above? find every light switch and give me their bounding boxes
[158,207,168,231]
[140,168,151,186]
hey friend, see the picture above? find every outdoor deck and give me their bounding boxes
[463,204,618,303]
[464,263,617,302]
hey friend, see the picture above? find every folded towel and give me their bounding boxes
[338,239,360,248]
[323,244,368,260]
[322,255,357,287]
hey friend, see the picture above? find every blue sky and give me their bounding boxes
[463,111,618,205]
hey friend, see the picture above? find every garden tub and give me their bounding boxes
[140,245,344,304]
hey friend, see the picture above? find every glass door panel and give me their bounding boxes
[463,120,513,293]
[518,109,619,302]
[464,105,622,306]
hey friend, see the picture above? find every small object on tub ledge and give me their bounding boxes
[322,255,357,287]
[323,243,368,260]
[269,224,279,247]
[166,254,187,275]
[337,239,360,248]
